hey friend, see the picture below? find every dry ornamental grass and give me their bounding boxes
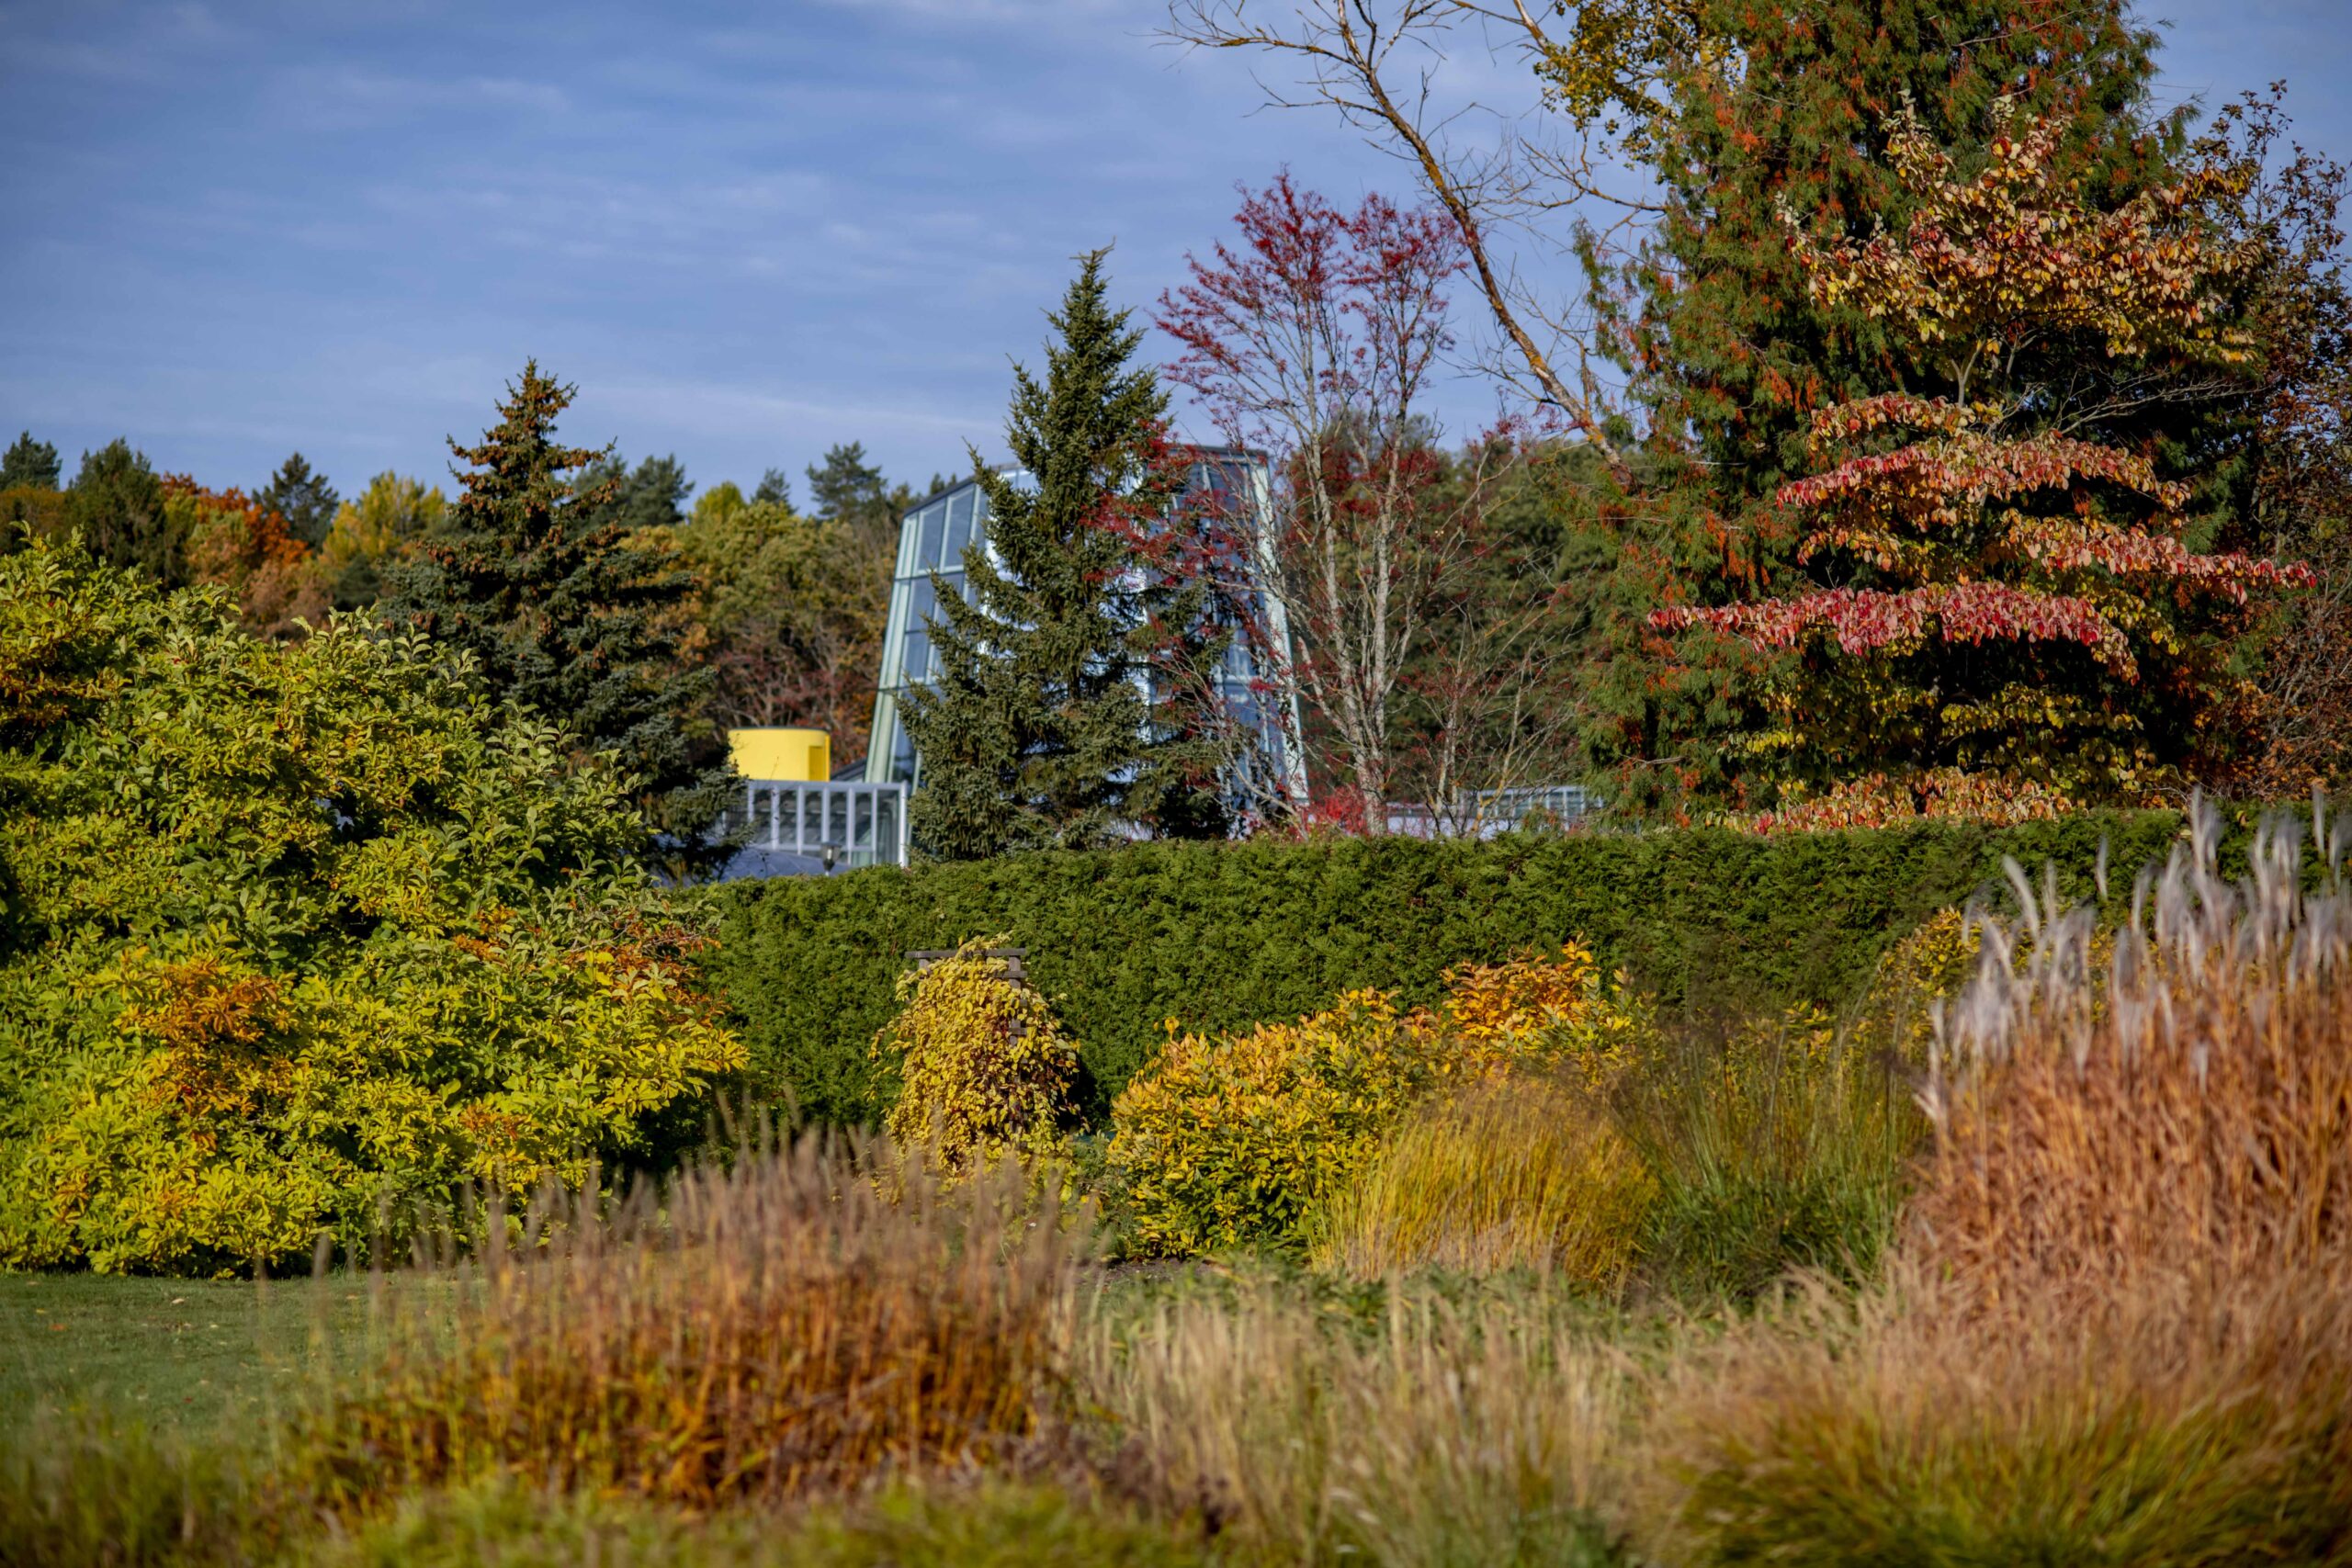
[311,1131,1081,1508]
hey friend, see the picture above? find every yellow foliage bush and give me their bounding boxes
[1429,940,1647,1089]
[1108,947,1640,1257]
[870,937,1077,1177]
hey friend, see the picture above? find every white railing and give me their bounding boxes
[723,779,910,874]
[1385,785,1600,840]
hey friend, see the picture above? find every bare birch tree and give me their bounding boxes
[1157,174,1516,829]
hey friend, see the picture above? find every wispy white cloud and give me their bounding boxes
[802,0,1125,24]
[275,63,571,129]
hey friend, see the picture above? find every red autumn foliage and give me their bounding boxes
[163,475,325,637]
[1649,105,2307,822]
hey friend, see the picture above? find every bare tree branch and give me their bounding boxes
[1165,0,1668,463]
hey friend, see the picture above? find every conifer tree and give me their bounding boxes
[804,442,906,554]
[257,452,340,547]
[379,361,729,864]
[902,251,1231,860]
[0,433,62,550]
[1,433,59,491]
[576,452,693,533]
[64,439,175,582]
[753,467,794,508]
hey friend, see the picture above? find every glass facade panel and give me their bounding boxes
[901,577,936,682]
[866,455,1303,810]
[944,489,974,564]
[918,503,947,570]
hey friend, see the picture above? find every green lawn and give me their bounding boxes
[0,1271,392,1443]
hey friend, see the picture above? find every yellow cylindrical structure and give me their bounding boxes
[728,728,831,782]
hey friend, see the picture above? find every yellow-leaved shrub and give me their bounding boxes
[1108,946,1640,1257]
[0,544,745,1275]
[1430,941,1646,1089]
[870,937,1077,1179]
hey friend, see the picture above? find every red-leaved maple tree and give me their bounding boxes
[1156,174,1521,829]
[1651,104,2309,827]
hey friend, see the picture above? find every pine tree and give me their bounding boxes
[577,452,693,533]
[378,361,729,865]
[901,251,1231,860]
[257,452,340,547]
[804,442,900,553]
[1,433,60,491]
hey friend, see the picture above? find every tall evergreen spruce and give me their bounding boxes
[902,250,1231,860]
[379,361,729,866]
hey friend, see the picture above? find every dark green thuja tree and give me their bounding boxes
[903,249,1232,861]
[379,360,729,866]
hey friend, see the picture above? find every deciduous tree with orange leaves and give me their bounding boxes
[1652,104,2308,828]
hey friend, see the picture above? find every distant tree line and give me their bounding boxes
[0,398,957,862]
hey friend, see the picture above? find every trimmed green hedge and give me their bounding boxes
[706,811,2213,1126]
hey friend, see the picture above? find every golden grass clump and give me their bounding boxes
[1646,1263,2352,1564]
[1916,797,2352,1309]
[1645,798,2352,1563]
[1082,1281,1634,1564]
[314,1132,1080,1508]
[1312,1074,1654,1284]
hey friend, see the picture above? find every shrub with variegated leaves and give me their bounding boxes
[1652,101,2308,820]
[0,540,741,1275]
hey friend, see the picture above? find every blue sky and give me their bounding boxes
[4,0,2346,506]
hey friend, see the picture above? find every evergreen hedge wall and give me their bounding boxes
[706,811,2209,1126]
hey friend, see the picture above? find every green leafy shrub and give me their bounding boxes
[0,541,741,1273]
[707,809,2206,1124]
[870,937,1078,1175]
[1109,988,1429,1258]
